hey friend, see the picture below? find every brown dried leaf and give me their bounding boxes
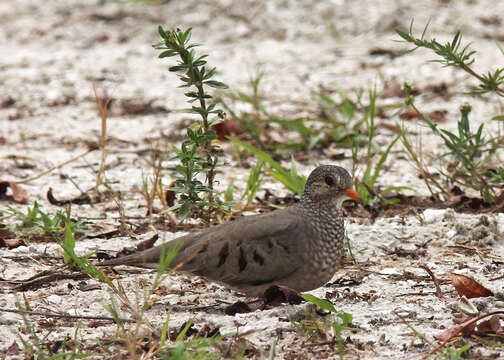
[212,118,242,140]
[399,110,447,122]
[427,110,448,122]
[380,82,406,98]
[423,82,450,100]
[399,110,420,120]
[439,314,503,341]
[88,321,109,328]
[1,95,16,108]
[165,183,176,207]
[0,181,27,203]
[30,235,57,243]
[449,272,494,299]
[460,320,478,337]
[435,315,481,342]
[4,341,20,357]
[2,238,26,249]
[0,228,25,249]
[0,228,16,241]
[434,323,465,342]
[476,315,503,335]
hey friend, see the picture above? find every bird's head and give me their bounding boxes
[302,165,360,207]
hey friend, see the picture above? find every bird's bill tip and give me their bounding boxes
[344,188,361,202]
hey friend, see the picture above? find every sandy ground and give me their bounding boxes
[1,0,504,358]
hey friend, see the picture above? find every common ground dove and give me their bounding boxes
[100,165,359,296]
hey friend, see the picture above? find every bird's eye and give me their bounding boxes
[324,175,334,186]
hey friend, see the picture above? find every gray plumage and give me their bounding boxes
[100,165,359,296]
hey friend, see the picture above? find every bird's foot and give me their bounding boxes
[263,285,304,307]
[224,285,304,315]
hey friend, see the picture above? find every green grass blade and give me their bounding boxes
[59,222,115,288]
[301,293,337,313]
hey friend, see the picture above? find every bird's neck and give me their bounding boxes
[297,195,345,273]
[298,196,343,220]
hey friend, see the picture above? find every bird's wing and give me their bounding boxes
[175,208,309,287]
[98,233,192,268]
[100,208,310,287]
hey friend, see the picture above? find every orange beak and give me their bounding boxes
[344,188,361,202]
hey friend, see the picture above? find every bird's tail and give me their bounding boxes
[99,236,189,269]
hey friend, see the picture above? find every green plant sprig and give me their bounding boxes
[232,137,306,196]
[397,22,504,202]
[300,294,355,360]
[3,201,84,238]
[403,84,499,203]
[396,20,504,97]
[154,27,230,220]
[352,87,411,206]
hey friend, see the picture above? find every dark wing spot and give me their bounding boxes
[267,239,289,253]
[217,243,229,268]
[277,241,289,254]
[238,247,247,272]
[253,251,264,266]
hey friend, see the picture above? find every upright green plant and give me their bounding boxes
[241,160,264,208]
[15,296,94,359]
[232,137,306,196]
[155,27,230,220]
[4,201,84,238]
[352,88,408,206]
[218,72,269,149]
[219,72,362,154]
[300,294,354,360]
[224,161,264,209]
[311,88,364,146]
[403,88,499,202]
[397,22,504,202]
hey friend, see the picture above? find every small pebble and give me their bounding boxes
[46,295,62,304]
[446,229,457,238]
[380,268,402,276]
[423,209,446,224]
[494,301,504,308]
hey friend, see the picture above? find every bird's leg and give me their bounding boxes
[263,285,304,307]
[223,296,266,315]
[224,301,253,315]
[223,286,305,315]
